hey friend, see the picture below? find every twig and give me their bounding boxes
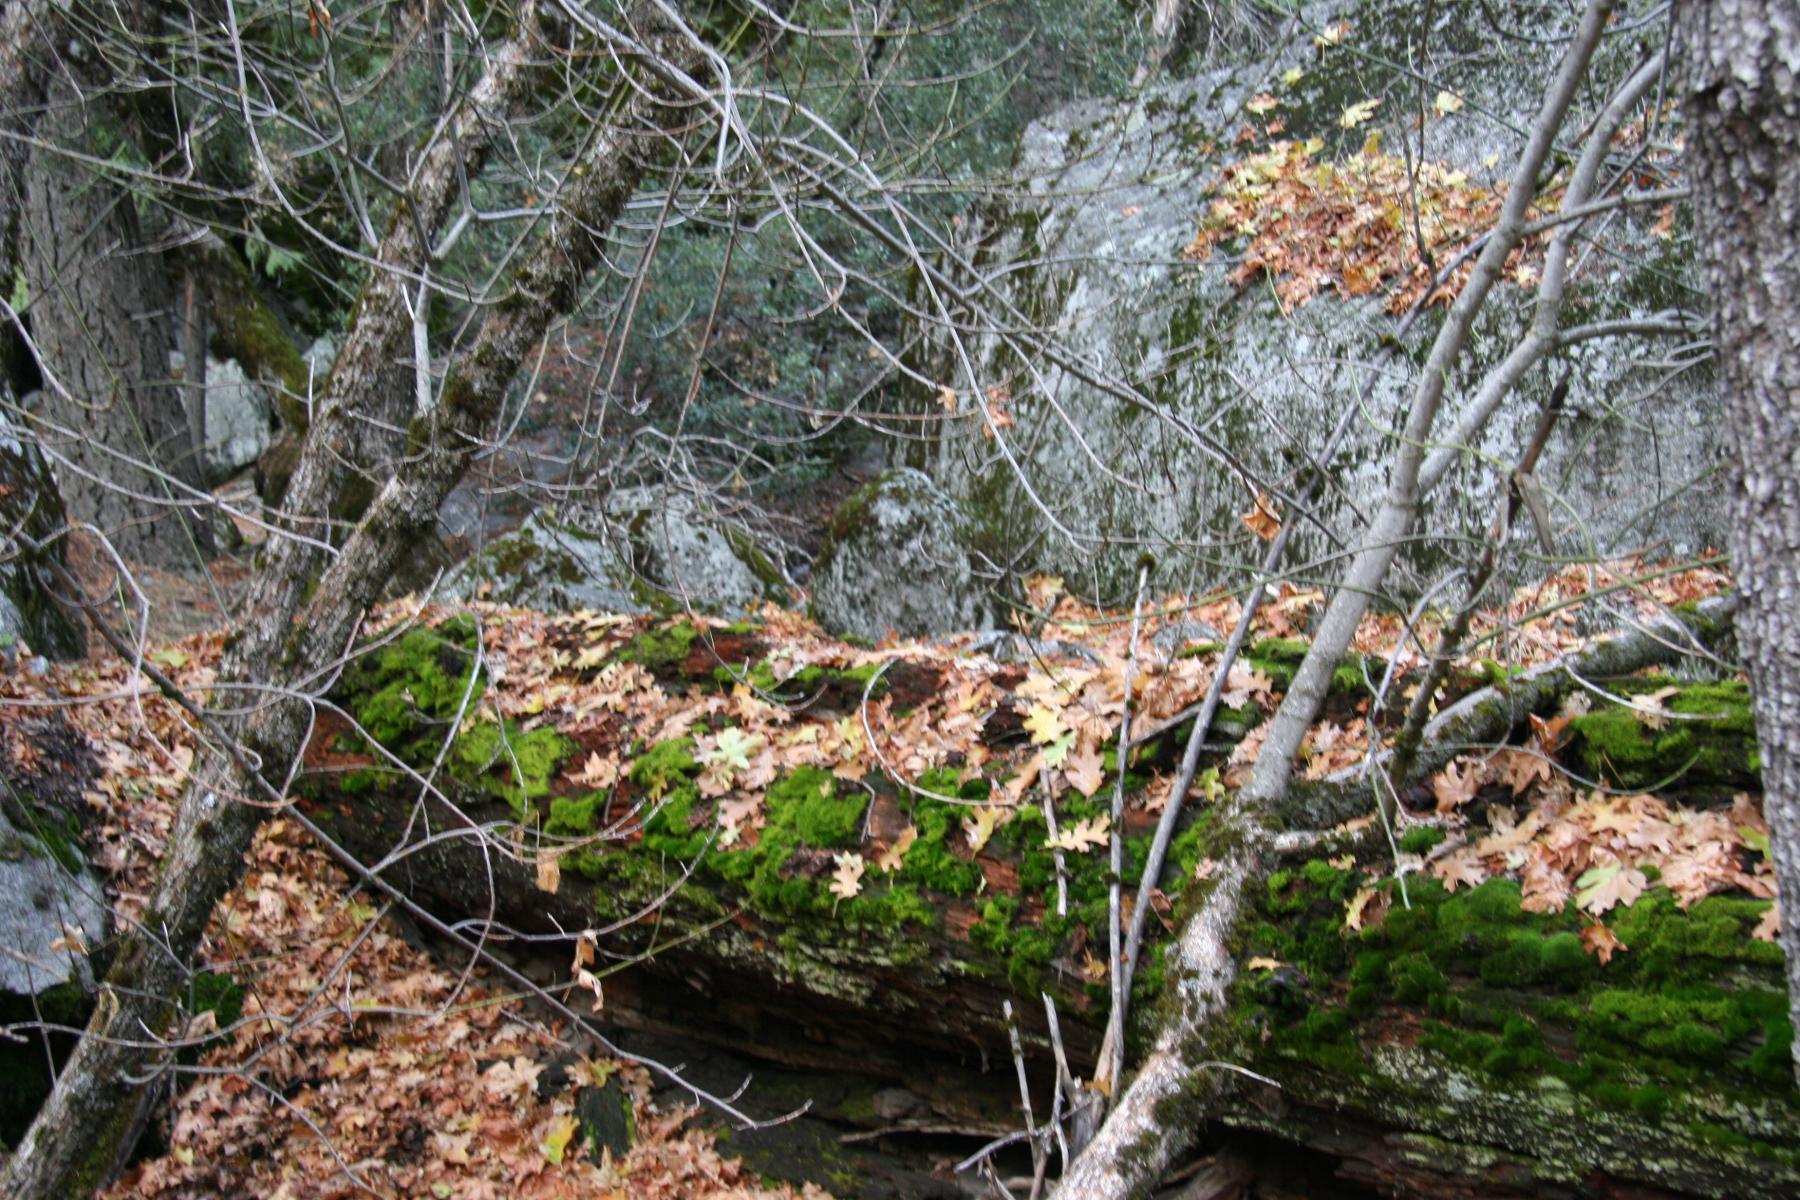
[1038,775,1068,918]
[1098,563,1149,1098]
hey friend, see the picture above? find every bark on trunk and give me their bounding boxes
[1677,0,1800,1086]
[21,82,213,566]
[0,6,706,1194]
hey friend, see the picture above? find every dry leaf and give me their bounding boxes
[535,853,561,895]
[1338,97,1380,129]
[1240,493,1282,541]
[1062,746,1106,797]
[1753,903,1781,943]
[1245,956,1283,971]
[1580,921,1627,964]
[1345,886,1390,933]
[875,825,918,873]
[1047,814,1110,853]
[829,852,866,900]
[1575,864,1648,916]
[1024,703,1070,745]
[964,805,1006,853]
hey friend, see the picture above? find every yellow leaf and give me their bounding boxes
[1313,19,1351,47]
[1433,90,1464,115]
[541,1113,579,1164]
[1281,66,1305,85]
[1246,956,1283,971]
[151,646,188,668]
[1338,97,1380,129]
[1024,703,1070,746]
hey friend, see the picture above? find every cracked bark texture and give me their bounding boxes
[21,80,212,565]
[1677,0,1800,1084]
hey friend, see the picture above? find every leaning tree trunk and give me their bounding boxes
[1677,0,1800,1085]
[21,81,212,566]
[0,6,705,1194]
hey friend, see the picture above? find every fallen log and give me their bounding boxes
[289,597,1791,1199]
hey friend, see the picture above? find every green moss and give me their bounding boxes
[629,738,699,798]
[1238,848,1797,1144]
[1245,638,1371,696]
[893,769,986,895]
[1398,825,1446,855]
[452,721,570,819]
[764,767,864,849]
[642,786,709,859]
[614,621,704,675]
[547,793,603,838]
[1569,679,1760,790]
[342,616,485,754]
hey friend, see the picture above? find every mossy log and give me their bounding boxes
[1222,862,1797,1198]
[295,601,1787,1197]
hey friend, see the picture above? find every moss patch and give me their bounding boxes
[1569,679,1760,791]
[1232,858,1796,1155]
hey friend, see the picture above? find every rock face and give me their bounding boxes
[910,0,1723,600]
[811,468,989,641]
[0,799,108,1142]
[0,710,107,1143]
[0,405,83,659]
[441,488,789,615]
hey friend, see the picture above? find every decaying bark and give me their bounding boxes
[1677,0,1800,1088]
[0,7,708,1194]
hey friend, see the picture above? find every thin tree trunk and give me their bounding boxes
[1676,0,1800,1086]
[1238,0,1620,814]
[1062,4,1621,1192]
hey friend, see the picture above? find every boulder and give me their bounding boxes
[201,357,274,483]
[0,404,83,659]
[910,0,1722,599]
[440,489,790,615]
[810,468,989,641]
[0,798,108,1143]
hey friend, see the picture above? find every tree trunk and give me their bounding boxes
[1677,0,1800,1086]
[21,82,212,566]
